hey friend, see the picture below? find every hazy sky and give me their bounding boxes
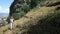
[0,0,14,13]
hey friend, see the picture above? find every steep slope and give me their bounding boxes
[0,6,59,34]
[0,0,60,34]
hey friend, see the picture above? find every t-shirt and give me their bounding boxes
[10,19,14,23]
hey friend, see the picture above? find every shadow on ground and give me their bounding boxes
[27,10,60,34]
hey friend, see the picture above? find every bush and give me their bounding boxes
[12,11,26,20]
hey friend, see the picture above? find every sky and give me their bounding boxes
[0,0,14,13]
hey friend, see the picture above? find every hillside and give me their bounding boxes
[0,6,60,34]
[0,0,60,34]
[1,7,56,33]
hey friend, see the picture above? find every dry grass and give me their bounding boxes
[16,7,56,26]
[0,6,57,34]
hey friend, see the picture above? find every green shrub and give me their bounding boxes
[12,11,26,20]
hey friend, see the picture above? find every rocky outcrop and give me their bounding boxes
[9,0,41,17]
[10,0,60,16]
[10,0,31,16]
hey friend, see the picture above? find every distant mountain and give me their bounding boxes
[0,13,9,17]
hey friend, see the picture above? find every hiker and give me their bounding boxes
[10,16,14,30]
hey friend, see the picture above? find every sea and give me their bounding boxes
[0,13,9,17]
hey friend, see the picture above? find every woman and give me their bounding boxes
[10,16,14,30]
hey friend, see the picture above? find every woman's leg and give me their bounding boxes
[12,23,14,29]
[10,23,13,30]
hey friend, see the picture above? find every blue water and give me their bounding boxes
[0,13,9,17]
